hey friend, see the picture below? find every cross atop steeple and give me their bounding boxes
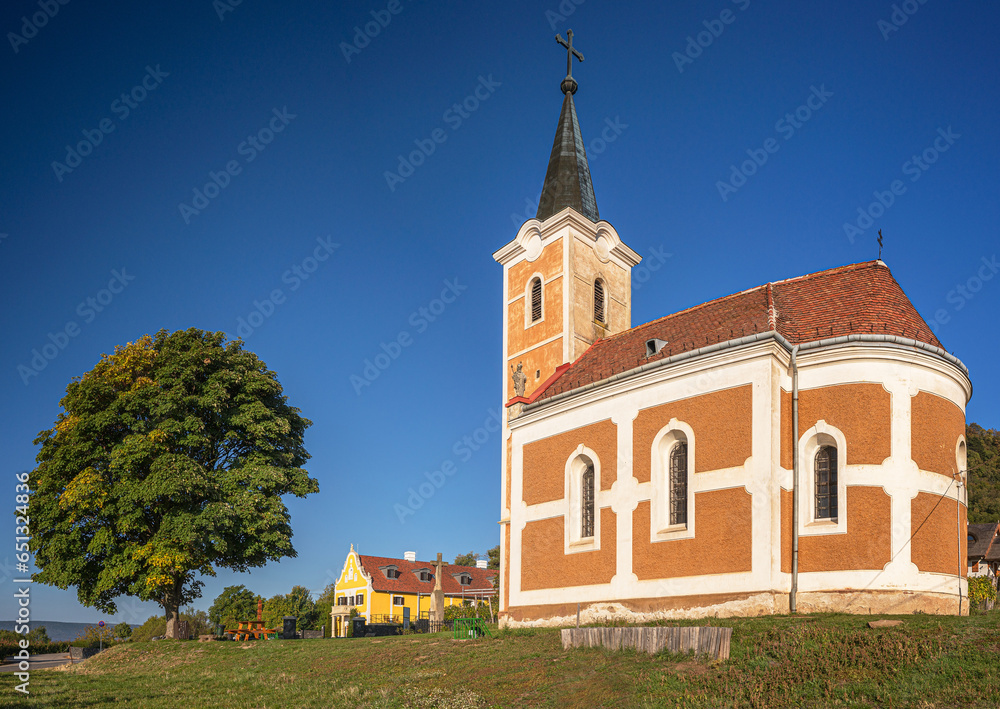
[555,30,584,94]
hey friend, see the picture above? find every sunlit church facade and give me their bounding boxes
[493,41,972,626]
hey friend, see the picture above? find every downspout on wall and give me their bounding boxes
[790,344,800,614]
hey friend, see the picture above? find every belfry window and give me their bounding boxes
[581,465,595,538]
[530,277,542,322]
[669,442,688,526]
[815,446,838,520]
[594,279,606,324]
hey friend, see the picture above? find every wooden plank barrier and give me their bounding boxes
[560,626,732,660]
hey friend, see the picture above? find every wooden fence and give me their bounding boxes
[560,626,732,660]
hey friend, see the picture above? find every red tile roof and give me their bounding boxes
[358,555,497,595]
[536,261,944,401]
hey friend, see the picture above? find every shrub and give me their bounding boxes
[968,576,997,607]
[71,625,116,648]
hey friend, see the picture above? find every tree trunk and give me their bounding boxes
[164,582,183,640]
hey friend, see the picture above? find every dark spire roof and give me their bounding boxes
[536,80,599,223]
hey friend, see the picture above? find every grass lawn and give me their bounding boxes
[1,612,998,708]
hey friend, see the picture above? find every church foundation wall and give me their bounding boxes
[500,588,962,627]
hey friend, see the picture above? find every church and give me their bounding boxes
[493,32,972,626]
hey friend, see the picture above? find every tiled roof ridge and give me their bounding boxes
[358,553,494,572]
[595,260,886,347]
[531,258,953,403]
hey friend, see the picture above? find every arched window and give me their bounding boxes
[581,464,595,538]
[530,277,542,322]
[594,279,606,324]
[669,442,688,525]
[814,446,838,519]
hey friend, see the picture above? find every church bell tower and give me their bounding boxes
[493,30,641,405]
[493,31,641,617]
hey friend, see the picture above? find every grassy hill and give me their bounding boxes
[2,612,998,708]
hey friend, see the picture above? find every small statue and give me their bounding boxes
[510,362,527,397]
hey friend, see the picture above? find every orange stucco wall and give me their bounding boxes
[911,491,966,576]
[521,507,616,590]
[508,237,563,300]
[522,419,617,505]
[780,383,892,469]
[507,276,564,355]
[780,486,892,573]
[632,385,753,483]
[632,488,753,580]
[911,391,965,478]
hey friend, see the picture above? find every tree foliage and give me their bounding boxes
[313,583,337,635]
[453,551,477,567]
[487,545,500,570]
[262,585,319,631]
[209,585,259,629]
[113,622,133,640]
[29,329,318,638]
[967,423,1000,523]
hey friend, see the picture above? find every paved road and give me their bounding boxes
[0,653,73,672]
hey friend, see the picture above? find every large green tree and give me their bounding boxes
[30,329,319,639]
[208,584,259,629]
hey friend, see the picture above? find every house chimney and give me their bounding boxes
[476,559,488,569]
[404,551,416,562]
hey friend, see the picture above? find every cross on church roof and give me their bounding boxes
[556,29,584,80]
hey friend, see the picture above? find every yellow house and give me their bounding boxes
[329,545,498,637]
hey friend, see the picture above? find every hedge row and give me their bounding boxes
[0,640,72,659]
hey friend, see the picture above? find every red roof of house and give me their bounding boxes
[358,555,497,595]
[536,261,944,401]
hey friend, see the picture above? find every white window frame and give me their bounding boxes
[649,419,696,542]
[564,445,601,553]
[798,420,848,536]
[957,436,968,505]
[524,273,545,329]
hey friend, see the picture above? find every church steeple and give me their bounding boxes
[536,30,599,223]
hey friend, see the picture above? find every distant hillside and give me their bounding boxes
[968,423,1000,524]
[0,621,136,642]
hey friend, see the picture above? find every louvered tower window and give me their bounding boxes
[594,279,605,323]
[669,442,688,525]
[581,465,595,538]
[815,446,838,519]
[530,278,542,322]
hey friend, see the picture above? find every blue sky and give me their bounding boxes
[1,0,997,624]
